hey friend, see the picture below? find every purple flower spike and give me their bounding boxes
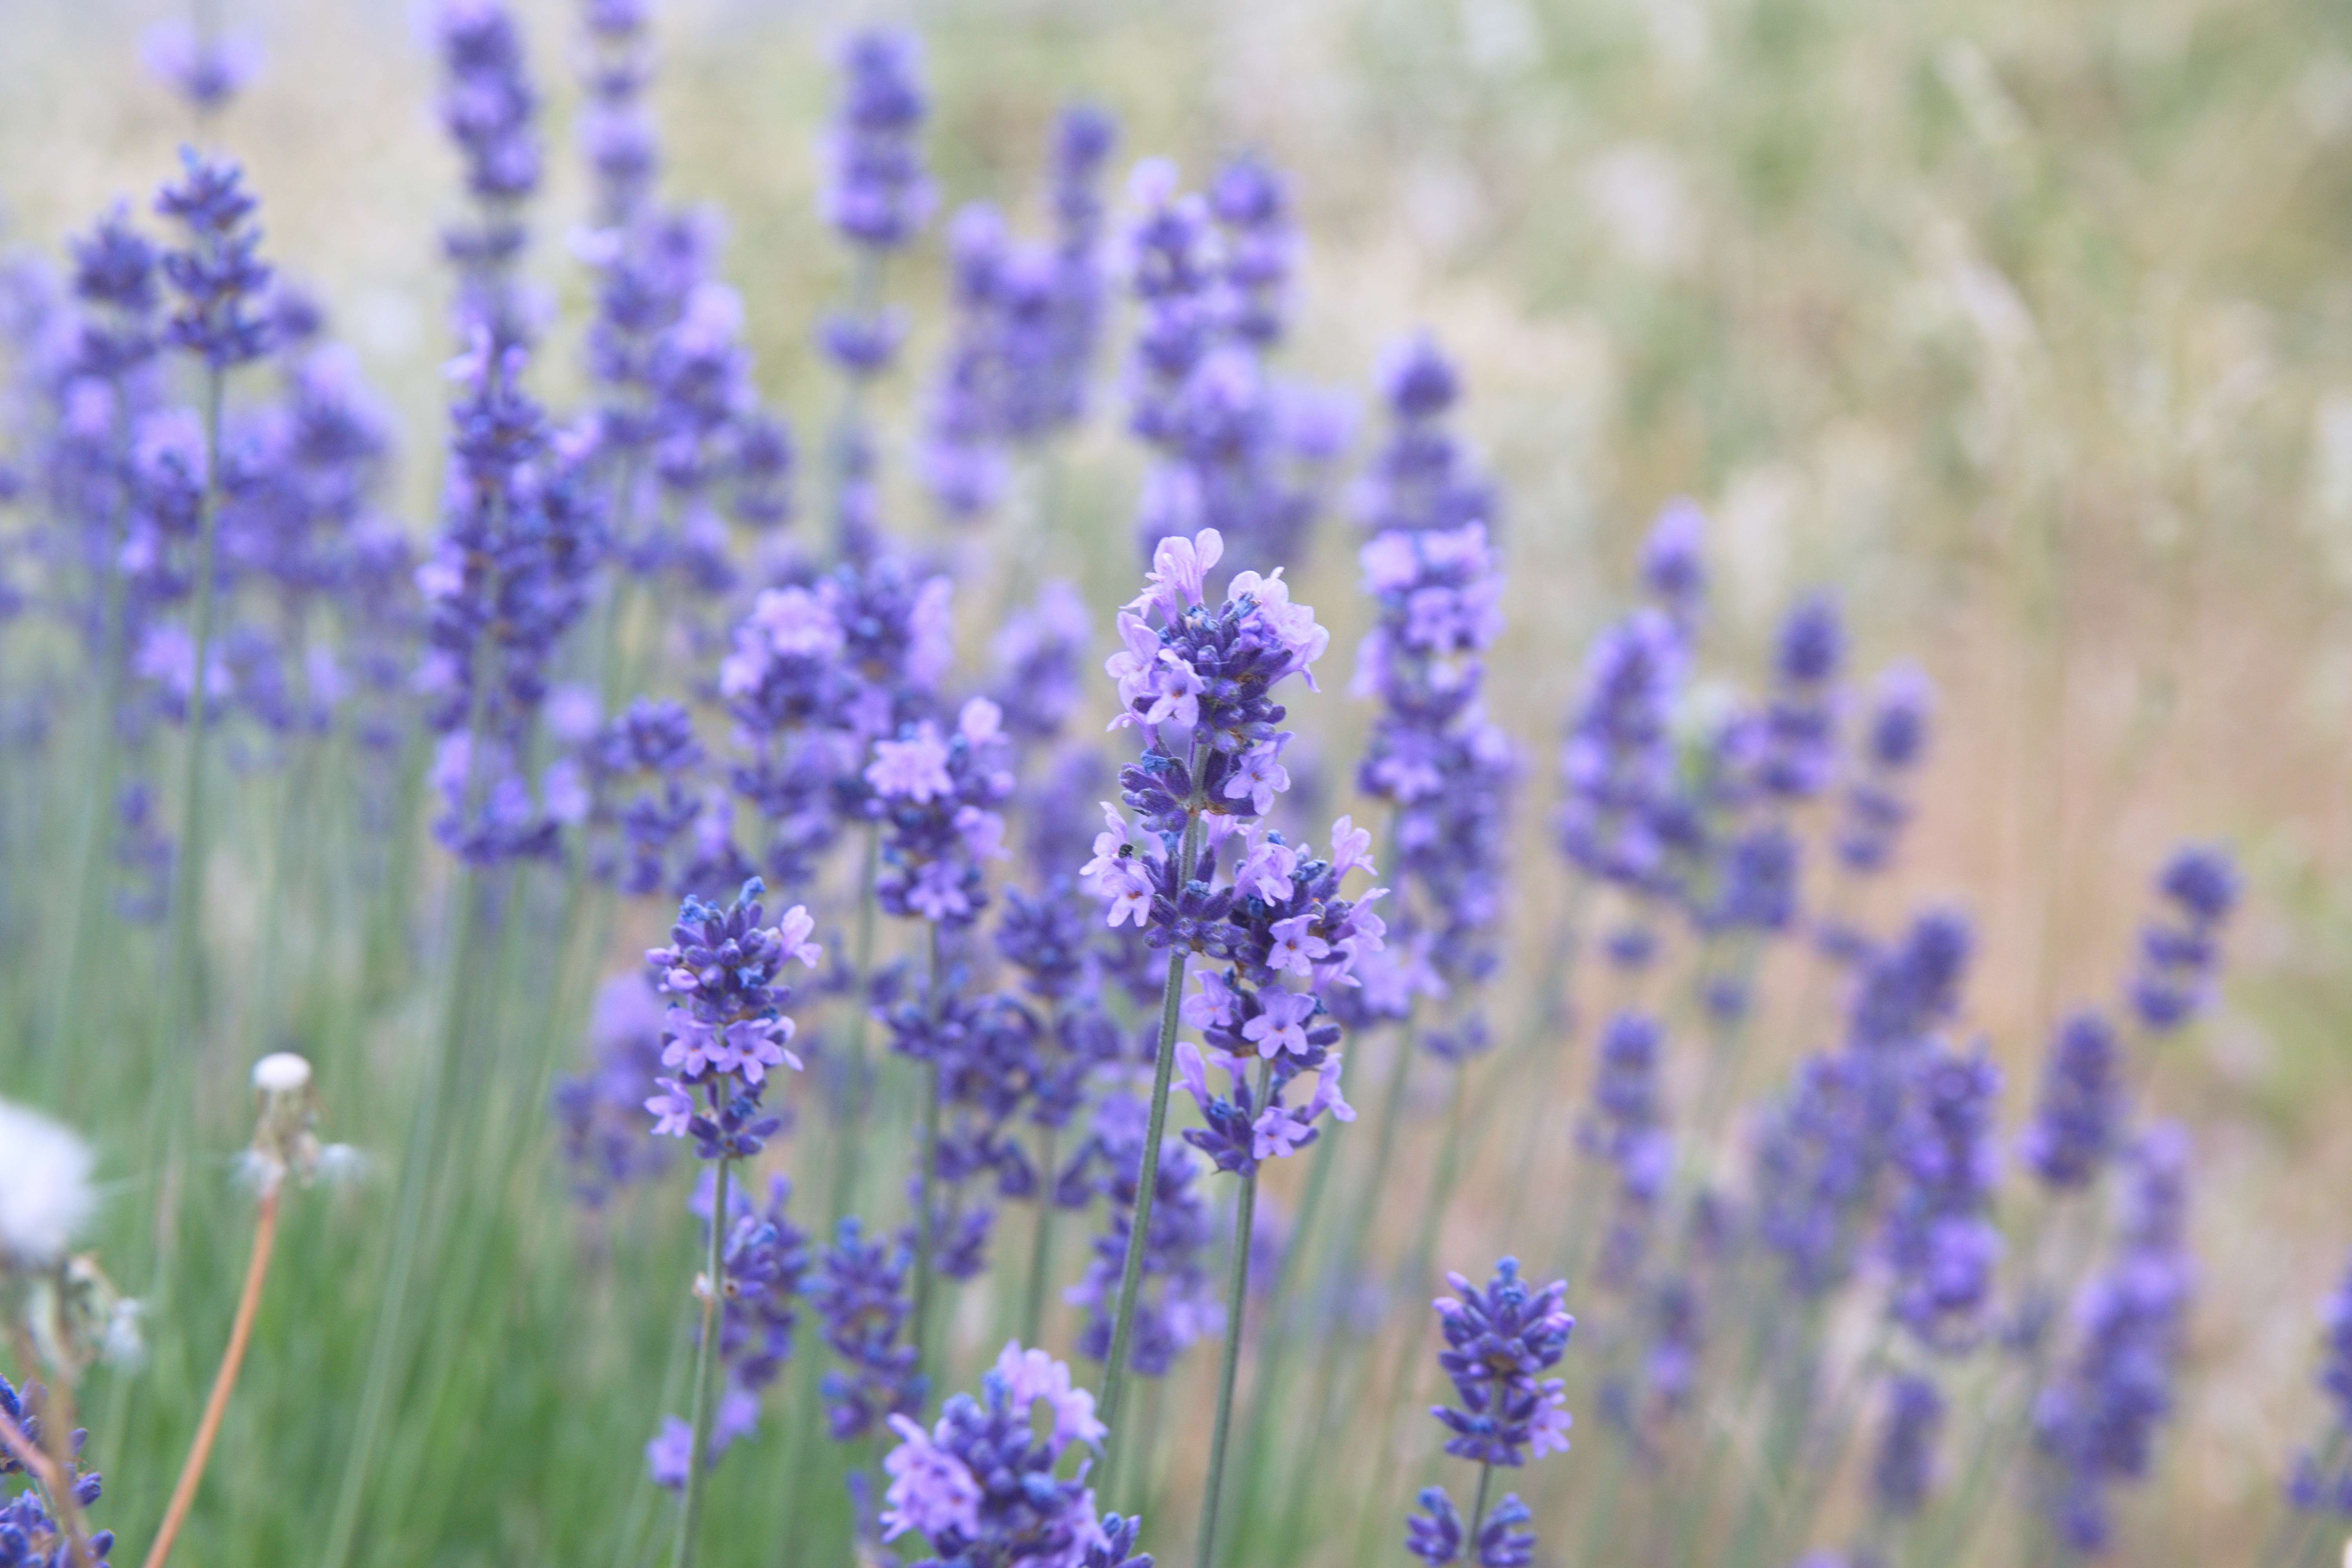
[641,879,820,1156]
[878,1343,1109,1563]
[156,149,272,369]
[822,28,934,253]
[2021,1010,2126,1192]
[1430,1258,1575,1469]
[2128,844,2237,1033]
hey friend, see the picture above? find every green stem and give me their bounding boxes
[1225,1115,1340,1541]
[1195,1060,1272,1568]
[673,1152,733,1568]
[1020,1124,1060,1350]
[1467,1459,1495,1551]
[1097,802,1205,1455]
[319,868,479,1568]
[163,365,228,1053]
[911,924,946,1375]
[828,824,882,1226]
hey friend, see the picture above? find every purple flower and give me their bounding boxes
[642,880,821,1155]
[810,1216,927,1442]
[1405,1486,1537,1566]
[821,28,934,252]
[2020,1010,2126,1192]
[1429,1258,1575,1469]
[140,19,263,112]
[578,0,658,225]
[1881,1044,2004,1350]
[878,1346,1107,1565]
[0,1376,115,1564]
[555,976,673,1204]
[1353,509,1518,1010]
[1556,608,1686,897]
[2128,844,2236,1033]
[2320,1249,2352,1433]
[436,0,543,345]
[1755,591,1843,801]
[1838,665,1933,874]
[1356,335,1493,539]
[2032,1126,2195,1553]
[156,148,272,369]
[1872,1374,1945,1519]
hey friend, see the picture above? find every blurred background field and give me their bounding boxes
[5,0,2352,1563]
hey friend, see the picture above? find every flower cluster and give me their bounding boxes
[916,107,1118,522]
[884,964,1048,1281]
[1430,1258,1575,1468]
[436,0,542,346]
[1579,1011,1672,1288]
[2020,1010,2126,1192]
[1870,1373,1946,1520]
[718,558,955,884]
[1352,497,1517,1008]
[1554,605,1686,904]
[1881,1044,2004,1350]
[989,581,1094,748]
[1122,167,1342,568]
[641,879,822,1158]
[1153,813,1379,1172]
[822,28,934,256]
[415,336,604,863]
[808,1216,926,1442]
[1354,335,1493,539]
[1836,666,1932,874]
[578,0,657,226]
[156,149,272,371]
[1407,1259,1573,1565]
[574,204,791,579]
[2128,846,2237,1033]
[140,18,261,113]
[0,1377,111,1568]
[880,1341,1109,1566]
[2032,1125,2195,1553]
[861,697,1014,928]
[1096,528,1328,853]
[2287,1248,2352,1515]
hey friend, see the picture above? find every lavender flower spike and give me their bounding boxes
[642,879,823,1158]
[1409,1258,1572,1566]
[879,1343,1109,1565]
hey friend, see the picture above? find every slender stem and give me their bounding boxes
[1467,1459,1495,1550]
[827,824,882,1226]
[0,1403,90,1564]
[320,869,479,1568]
[163,365,229,1053]
[1020,1124,1060,1350]
[673,1153,733,1568]
[1196,1060,1272,1568]
[1349,1060,1475,1566]
[144,1184,282,1568]
[1097,804,1205,1453]
[1226,1126,1339,1542]
[910,924,946,1375]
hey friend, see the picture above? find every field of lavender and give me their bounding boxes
[4,0,2352,1565]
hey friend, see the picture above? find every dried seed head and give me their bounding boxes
[248,1051,322,1192]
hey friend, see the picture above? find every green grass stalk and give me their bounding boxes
[1195,1058,1271,1568]
[1095,791,1204,1457]
[671,1152,733,1568]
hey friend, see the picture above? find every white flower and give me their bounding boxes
[252,1052,313,1094]
[0,1100,96,1265]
